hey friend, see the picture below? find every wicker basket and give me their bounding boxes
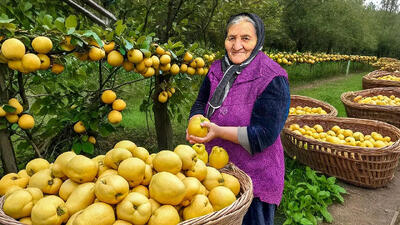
[341,87,400,128]
[362,70,400,89]
[282,116,400,188]
[0,163,253,225]
[289,95,338,117]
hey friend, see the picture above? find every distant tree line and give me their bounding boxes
[102,0,400,58]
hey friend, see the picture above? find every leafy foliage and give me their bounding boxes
[279,158,346,225]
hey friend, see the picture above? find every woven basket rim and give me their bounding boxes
[364,70,400,79]
[179,162,253,224]
[341,87,400,112]
[283,115,400,154]
[289,95,338,117]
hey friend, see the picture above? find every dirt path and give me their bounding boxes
[321,166,400,225]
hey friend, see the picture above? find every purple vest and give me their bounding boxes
[205,52,287,205]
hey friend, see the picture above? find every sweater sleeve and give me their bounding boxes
[189,76,211,119]
[241,76,290,154]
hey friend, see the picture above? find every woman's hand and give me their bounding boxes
[186,121,220,144]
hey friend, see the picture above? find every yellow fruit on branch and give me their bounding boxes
[37,54,50,70]
[101,90,117,104]
[112,99,126,111]
[107,50,124,67]
[158,91,168,103]
[31,36,53,54]
[183,52,193,62]
[170,63,180,75]
[1,38,25,60]
[5,114,19,123]
[103,41,115,53]
[60,36,75,51]
[8,98,23,115]
[88,136,96,144]
[159,54,171,65]
[0,106,6,117]
[108,110,123,124]
[127,49,143,64]
[122,60,134,71]
[18,114,35,129]
[73,121,86,133]
[21,53,41,72]
[7,60,23,71]
[51,64,64,74]
[89,47,105,61]
[155,46,165,55]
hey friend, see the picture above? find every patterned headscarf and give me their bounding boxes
[206,13,265,118]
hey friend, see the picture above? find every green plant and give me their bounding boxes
[279,158,346,225]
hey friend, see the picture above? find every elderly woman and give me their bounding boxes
[186,13,290,225]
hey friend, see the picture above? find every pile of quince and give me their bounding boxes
[376,75,400,82]
[289,106,328,115]
[289,123,394,149]
[353,94,400,106]
[0,140,239,225]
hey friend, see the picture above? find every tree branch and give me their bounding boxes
[100,66,121,90]
[62,0,108,27]
[17,72,29,110]
[24,131,42,158]
[112,77,147,90]
[82,0,117,21]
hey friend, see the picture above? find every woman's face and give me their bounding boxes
[225,21,257,64]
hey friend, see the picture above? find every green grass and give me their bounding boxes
[290,72,367,117]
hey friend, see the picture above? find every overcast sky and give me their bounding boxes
[364,0,381,6]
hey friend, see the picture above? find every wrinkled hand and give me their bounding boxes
[186,121,220,144]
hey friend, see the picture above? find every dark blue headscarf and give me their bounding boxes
[206,13,266,118]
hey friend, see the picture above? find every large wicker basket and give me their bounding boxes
[0,163,253,225]
[341,87,400,128]
[282,116,400,188]
[362,70,400,89]
[289,95,338,117]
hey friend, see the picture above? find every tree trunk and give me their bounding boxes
[0,65,18,174]
[152,75,173,150]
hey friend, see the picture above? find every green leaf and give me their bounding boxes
[54,17,65,32]
[0,18,14,23]
[318,191,330,199]
[0,119,6,129]
[136,36,146,45]
[123,38,133,50]
[115,23,126,36]
[72,141,82,154]
[43,14,53,27]
[300,218,314,225]
[81,135,88,142]
[189,42,199,52]
[82,141,94,154]
[140,49,151,58]
[65,15,78,29]
[3,105,16,113]
[320,207,333,222]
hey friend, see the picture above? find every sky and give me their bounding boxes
[364,0,381,6]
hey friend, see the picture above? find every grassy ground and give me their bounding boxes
[290,72,367,117]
